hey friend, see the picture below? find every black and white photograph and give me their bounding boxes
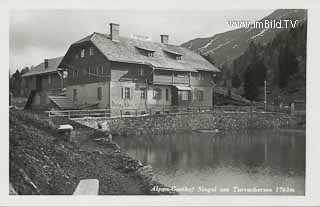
[2,0,320,206]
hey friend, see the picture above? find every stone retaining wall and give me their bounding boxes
[73,112,298,136]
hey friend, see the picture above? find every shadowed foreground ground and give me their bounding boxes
[9,109,173,195]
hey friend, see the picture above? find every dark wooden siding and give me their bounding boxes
[111,62,152,82]
[152,70,214,86]
[66,42,111,86]
[25,72,62,93]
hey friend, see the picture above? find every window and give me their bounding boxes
[140,68,144,76]
[63,71,68,78]
[73,89,77,103]
[195,73,199,80]
[153,88,162,100]
[91,67,97,76]
[165,88,169,101]
[73,70,78,79]
[148,51,154,57]
[48,74,51,84]
[199,73,205,80]
[181,91,189,101]
[89,47,94,56]
[197,90,204,101]
[140,88,146,99]
[97,87,102,100]
[175,72,188,78]
[176,55,182,60]
[85,67,89,76]
[99,65,104,75]
[80,49,85,58]
[122,87,131,99]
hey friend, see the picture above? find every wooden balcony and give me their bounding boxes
[152,74,189,85]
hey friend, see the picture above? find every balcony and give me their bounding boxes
[152,74,189,85]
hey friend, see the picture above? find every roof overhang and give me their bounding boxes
[22,69,63,77]
[174,85,192,91]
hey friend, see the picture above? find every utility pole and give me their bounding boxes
[264,80,267,112]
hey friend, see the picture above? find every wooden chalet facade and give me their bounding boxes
[59,23,220,115]
[22,57,70,109]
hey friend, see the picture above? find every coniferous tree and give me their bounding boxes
[278,45,299,88]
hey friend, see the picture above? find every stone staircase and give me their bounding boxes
[48,95,78,110]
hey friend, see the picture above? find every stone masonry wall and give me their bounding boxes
[73,112,298,136]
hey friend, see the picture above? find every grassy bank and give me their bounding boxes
[9,109,174,195]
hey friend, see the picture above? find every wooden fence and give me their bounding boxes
[46,108,111,119]
[45,104,295,119]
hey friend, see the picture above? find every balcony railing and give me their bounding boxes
[153,74,189,85]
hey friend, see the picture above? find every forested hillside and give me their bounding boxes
[230,20,307,104]
[182,9,307,67]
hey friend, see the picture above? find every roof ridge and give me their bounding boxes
[66,31,220,73]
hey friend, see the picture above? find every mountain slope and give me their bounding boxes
[231,20,307,103]
[181,9,307,67]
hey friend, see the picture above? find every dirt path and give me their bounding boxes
[9,110,172,195]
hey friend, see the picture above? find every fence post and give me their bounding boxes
[136,109,138,116]
[68,111,70,119]
[120,110,122,117]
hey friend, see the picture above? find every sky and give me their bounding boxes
[9,9,273,72]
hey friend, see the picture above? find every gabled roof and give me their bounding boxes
[22,57,64,77]
[60,33,220,72]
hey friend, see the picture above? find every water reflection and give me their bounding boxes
[115,129,305,195]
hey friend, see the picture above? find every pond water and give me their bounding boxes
[115,129,305,195]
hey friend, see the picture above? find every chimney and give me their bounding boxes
[110,23,120,42]
[44,59,49,69]
[160,35,169,44]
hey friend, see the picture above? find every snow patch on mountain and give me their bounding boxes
[203,39,234,54]
[199,37,218,51]
[250,28,268,40]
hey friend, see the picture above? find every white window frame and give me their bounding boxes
[48,74,51,84]
[153,88,162,100]
[198,90,204,101]
[140,88,146,99]
[140,68,144,76]
[181,91,189,101]
[122,87,131,99]
[80,49,85,58]
[89,47,94,56]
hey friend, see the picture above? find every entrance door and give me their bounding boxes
[36,76,42,91]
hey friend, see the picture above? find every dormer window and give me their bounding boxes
[136,46,155,57]
[80,49,85,58]
[148,51,154,57]
[163,49,183,61]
